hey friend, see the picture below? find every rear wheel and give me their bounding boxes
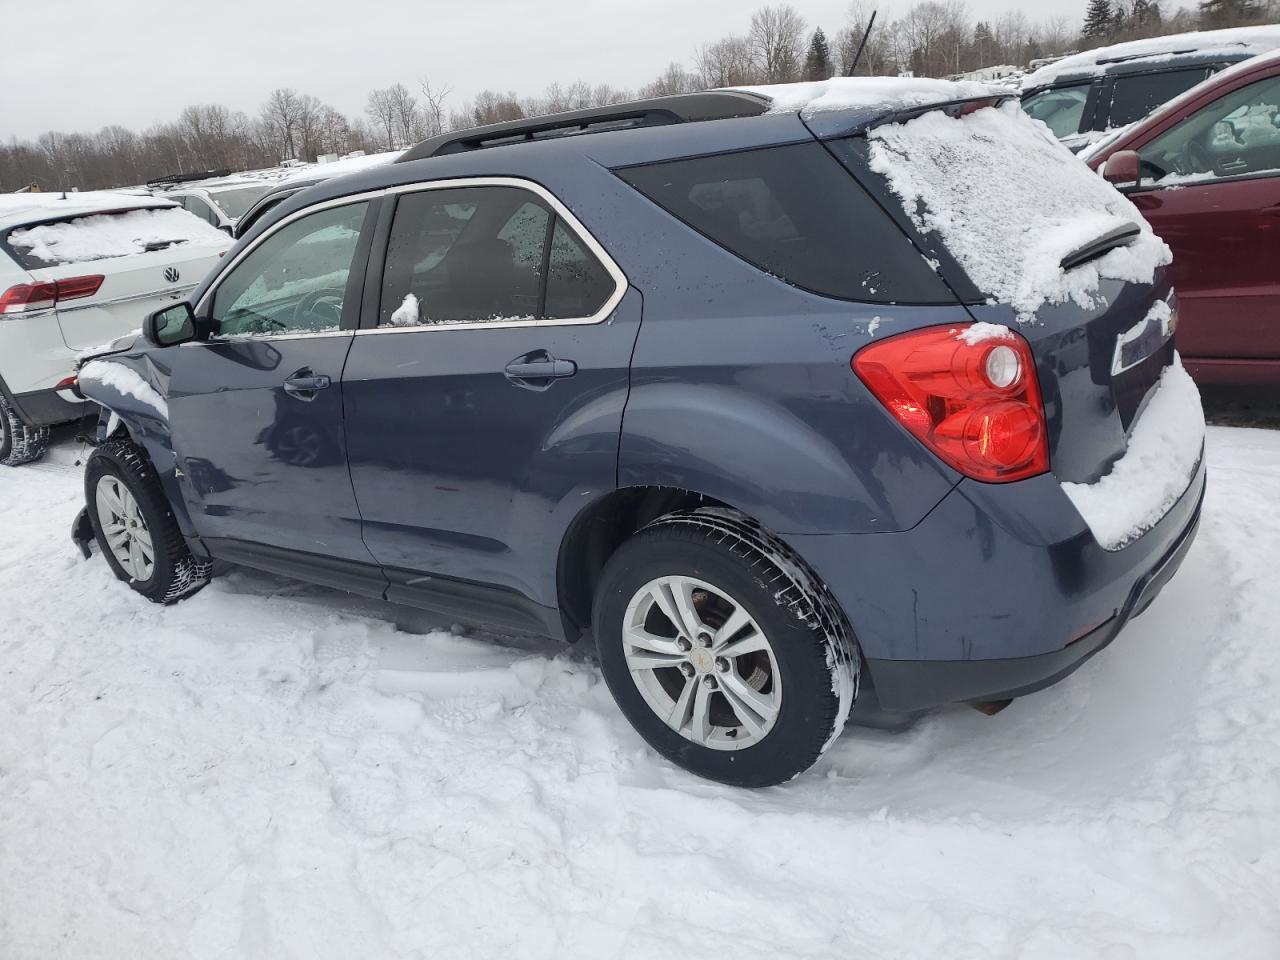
[0,395,49,466]
[593,509,858,786]
[85,438,211,604]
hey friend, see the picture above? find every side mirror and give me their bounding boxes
[144,301,196,348]
[1102,150,1142,191]
[219,224,234,236]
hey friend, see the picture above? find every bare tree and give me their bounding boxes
[641,62,705,97]
[748,5,807,82]
[364,88,397,150]
[261,87,305,161]
[385,83,420,147]
[418,78,452,137]
[696,36,759,86]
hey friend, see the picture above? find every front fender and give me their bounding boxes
[77,353,196,538]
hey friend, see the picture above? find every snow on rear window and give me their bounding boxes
[7,207,227,269]
[866,101,1171,321]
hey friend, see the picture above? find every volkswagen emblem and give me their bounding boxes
[163,266,180,283]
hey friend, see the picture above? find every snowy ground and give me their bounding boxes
[2,428,1278,959]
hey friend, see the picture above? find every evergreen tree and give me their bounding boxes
[1082,0,1115,39]
[803,28,833,81]
[1131,0,1162,29]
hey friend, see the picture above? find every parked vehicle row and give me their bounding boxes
[67,79,1205,786]
[1021,24,1280,152]
[1089,48,1280,387]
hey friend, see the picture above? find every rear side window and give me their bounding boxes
[378,185,618,327]
[1108,69,1209,127]
[616,143,951,303]
[4,207,226,269]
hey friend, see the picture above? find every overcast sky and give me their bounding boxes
[3,0,1085,141]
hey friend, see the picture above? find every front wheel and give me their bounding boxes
[84,438,211,604]
[593,510,858,787]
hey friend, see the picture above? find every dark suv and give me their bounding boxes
[73,83,1205,786]
[1021,28,1279,151]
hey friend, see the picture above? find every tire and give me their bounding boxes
[592,508,858,787]
[0,394,50,466]
[84,437,211,604]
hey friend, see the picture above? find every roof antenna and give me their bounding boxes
[848,10,878,77]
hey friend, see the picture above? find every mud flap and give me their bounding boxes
[71,507,94,559]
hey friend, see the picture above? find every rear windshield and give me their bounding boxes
[3,206,226,270]
[209,185,270,220]
[837,100,1168,320]
[616,142,952,304]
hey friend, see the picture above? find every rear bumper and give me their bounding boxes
[784,455,1206,712]
[1184,356,1280,388]
[8,386,90,428]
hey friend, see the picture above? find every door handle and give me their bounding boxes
[283,369,331,400]
[504,355,577,383]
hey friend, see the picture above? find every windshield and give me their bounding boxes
[1022,84,1090,138]
[208,185,271,221]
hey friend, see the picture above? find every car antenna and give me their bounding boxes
[848,10,878,76]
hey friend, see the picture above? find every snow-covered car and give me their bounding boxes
[1022,25,1280,152]
[74,80,1204,787]
[0,193,230,465]
[150,175,272,233]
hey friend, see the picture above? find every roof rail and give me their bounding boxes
[396,91,770,163]
[146,169,234,188]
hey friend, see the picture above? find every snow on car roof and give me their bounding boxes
[731,76,1003,117]
[0,191,175,230]
[1023,25,1280,89]
[280,150,403,184]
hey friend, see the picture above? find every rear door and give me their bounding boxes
[1130,71,1280,368]
[342,180,637,617]
[167,197,378,564]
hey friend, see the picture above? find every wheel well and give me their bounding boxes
[556,486,729,642]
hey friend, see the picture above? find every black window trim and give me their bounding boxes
[354,176,628,335]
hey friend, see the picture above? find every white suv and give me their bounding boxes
[0,192,230,465]
[153,177,273,233]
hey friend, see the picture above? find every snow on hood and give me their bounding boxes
[866,99,1171,321]
[281,150,402,184]
[729,76,1004,117]
[76,331,140,364]
[78,360,168,420]
[1062,352,1204,550]
[1022,25,1280,89]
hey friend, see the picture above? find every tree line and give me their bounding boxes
[3,0,1278,193]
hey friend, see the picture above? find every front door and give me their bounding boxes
[342,182,637,615]
[1132,72,1280,371]
[168,198,378,563]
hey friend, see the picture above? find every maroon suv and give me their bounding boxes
[1088,50,1280,388]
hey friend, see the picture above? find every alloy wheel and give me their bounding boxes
[95,475,155,581]
[622,575,782,751]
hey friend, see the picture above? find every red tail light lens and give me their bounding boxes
[0,275,105,314]
[0,281,58,314]
[54,274,104,301]
[852,323,1049,483]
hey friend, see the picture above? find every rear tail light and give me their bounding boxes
[0,275,104,315]
[852,323,1049,483]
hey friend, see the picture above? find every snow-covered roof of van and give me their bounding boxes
[0,192,176,230]
[1022,25,1280,89]
[730,76,1005,117]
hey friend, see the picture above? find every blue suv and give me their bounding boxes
[73,83,1205,786]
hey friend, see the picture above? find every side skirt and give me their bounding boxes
[201,538,563,639]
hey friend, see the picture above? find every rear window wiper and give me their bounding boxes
[143,239,188,252]
[1060,223,1141,272]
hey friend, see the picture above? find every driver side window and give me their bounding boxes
[1138,75,1280,187]
[209,201,369,339]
